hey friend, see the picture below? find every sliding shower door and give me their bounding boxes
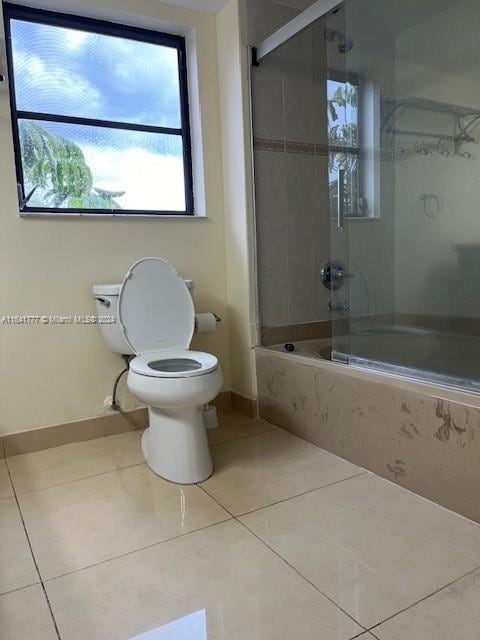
[326,0,392,366]
[327,0,480,391]
[324,3,352,363]
[252,0,480,390]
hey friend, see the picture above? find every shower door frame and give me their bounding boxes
[253,0,342,63]
[250,0,480,396]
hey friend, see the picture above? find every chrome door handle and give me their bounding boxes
[337,168,345,229]
[321,261,354,290]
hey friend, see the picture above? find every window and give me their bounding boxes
[3,3,194,215]
[327,73,380,220]
[327,75,362,218]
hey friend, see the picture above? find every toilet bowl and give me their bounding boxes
[128,350,222,484]
[96,257,223,484]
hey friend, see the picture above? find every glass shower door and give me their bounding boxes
[324,4,352,362]
[326,0,480,391]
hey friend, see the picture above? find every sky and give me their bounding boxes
[11,19,186,210]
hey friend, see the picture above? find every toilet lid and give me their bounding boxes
[118,257,195,355]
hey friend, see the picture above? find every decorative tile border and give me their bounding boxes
[255,137,394,161]
[255,137,329,157]
[254,138,285,152]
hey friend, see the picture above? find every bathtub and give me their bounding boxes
[256,338,480,523]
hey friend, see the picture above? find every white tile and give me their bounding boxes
[19,463,230,580]
[201,429,362,515]
[254,150,289,213]
[259,269,289,327]
[46,520,362,640]
[284,79,326,143]
[288,213,322,269]
[0,459,14,499]
[240,473,480,628]
[288,266,323,324]
[285,154,326,213]
[8,431,143,494]
[0,585,57,640]
[0,498,38,594]
[208,409,276,446]
[252,70,284,140]
[374,568,480,640]
[257,212,289,272]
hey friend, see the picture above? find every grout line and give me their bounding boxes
[10,461,147,497]
[6,425,276,497]
[42,517,233,584]
[352,632,380,640]
[236,516,368,634]
[196,483,236,518]
[367,563,480,634]
[0,581,42,598]
[200,478,370,633]
[208,424,278,448]
[235,470,368,517]
[0,493,16,502]
[4,458,62,640]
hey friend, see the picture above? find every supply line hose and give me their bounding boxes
[111,355,132,411]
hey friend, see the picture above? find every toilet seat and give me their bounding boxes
[118,257,195,358]
[130,349,218,378]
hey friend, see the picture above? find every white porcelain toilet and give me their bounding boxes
[93,257,223,484]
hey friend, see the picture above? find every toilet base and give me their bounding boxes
[141,406,213,484]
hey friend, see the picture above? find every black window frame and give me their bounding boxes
[3,2,195,216]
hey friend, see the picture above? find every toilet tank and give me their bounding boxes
[93,279,195,356]
[92,284,134,355]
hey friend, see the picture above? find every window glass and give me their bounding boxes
[4,5,193,215]
[10,20,182,128]
[19,120,186,211]
[327,78,361,217]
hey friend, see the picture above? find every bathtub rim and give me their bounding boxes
[256,344,480,410]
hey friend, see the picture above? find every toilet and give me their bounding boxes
[93,257,223,484]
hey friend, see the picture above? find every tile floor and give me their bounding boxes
[1,408,480,639]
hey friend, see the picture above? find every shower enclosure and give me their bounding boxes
[251,0,480,393]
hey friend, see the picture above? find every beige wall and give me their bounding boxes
[0,0,237,434]
[217,0,257,400]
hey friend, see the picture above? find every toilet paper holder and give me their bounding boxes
[194,312,221,334]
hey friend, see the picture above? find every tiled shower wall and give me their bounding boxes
[249,0,332,329]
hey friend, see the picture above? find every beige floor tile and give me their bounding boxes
[0,585,57,640]
[240,473,480,628]
[19,463,230,580]
[201,429,362,515]
[46,520,362,640]
[0,459,14,499]
[8,431,143,494]
[0,498,38,594]
[208,409,276,446]
[374,568,480,640]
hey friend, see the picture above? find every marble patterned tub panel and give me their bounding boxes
[256,349,480,523]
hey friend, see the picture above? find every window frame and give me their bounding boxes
[327,69,380,220]
[3,2,195,216]
[327,70,361,219]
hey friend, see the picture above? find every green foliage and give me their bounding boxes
[327,82,360,216]
[19,121,123,210]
